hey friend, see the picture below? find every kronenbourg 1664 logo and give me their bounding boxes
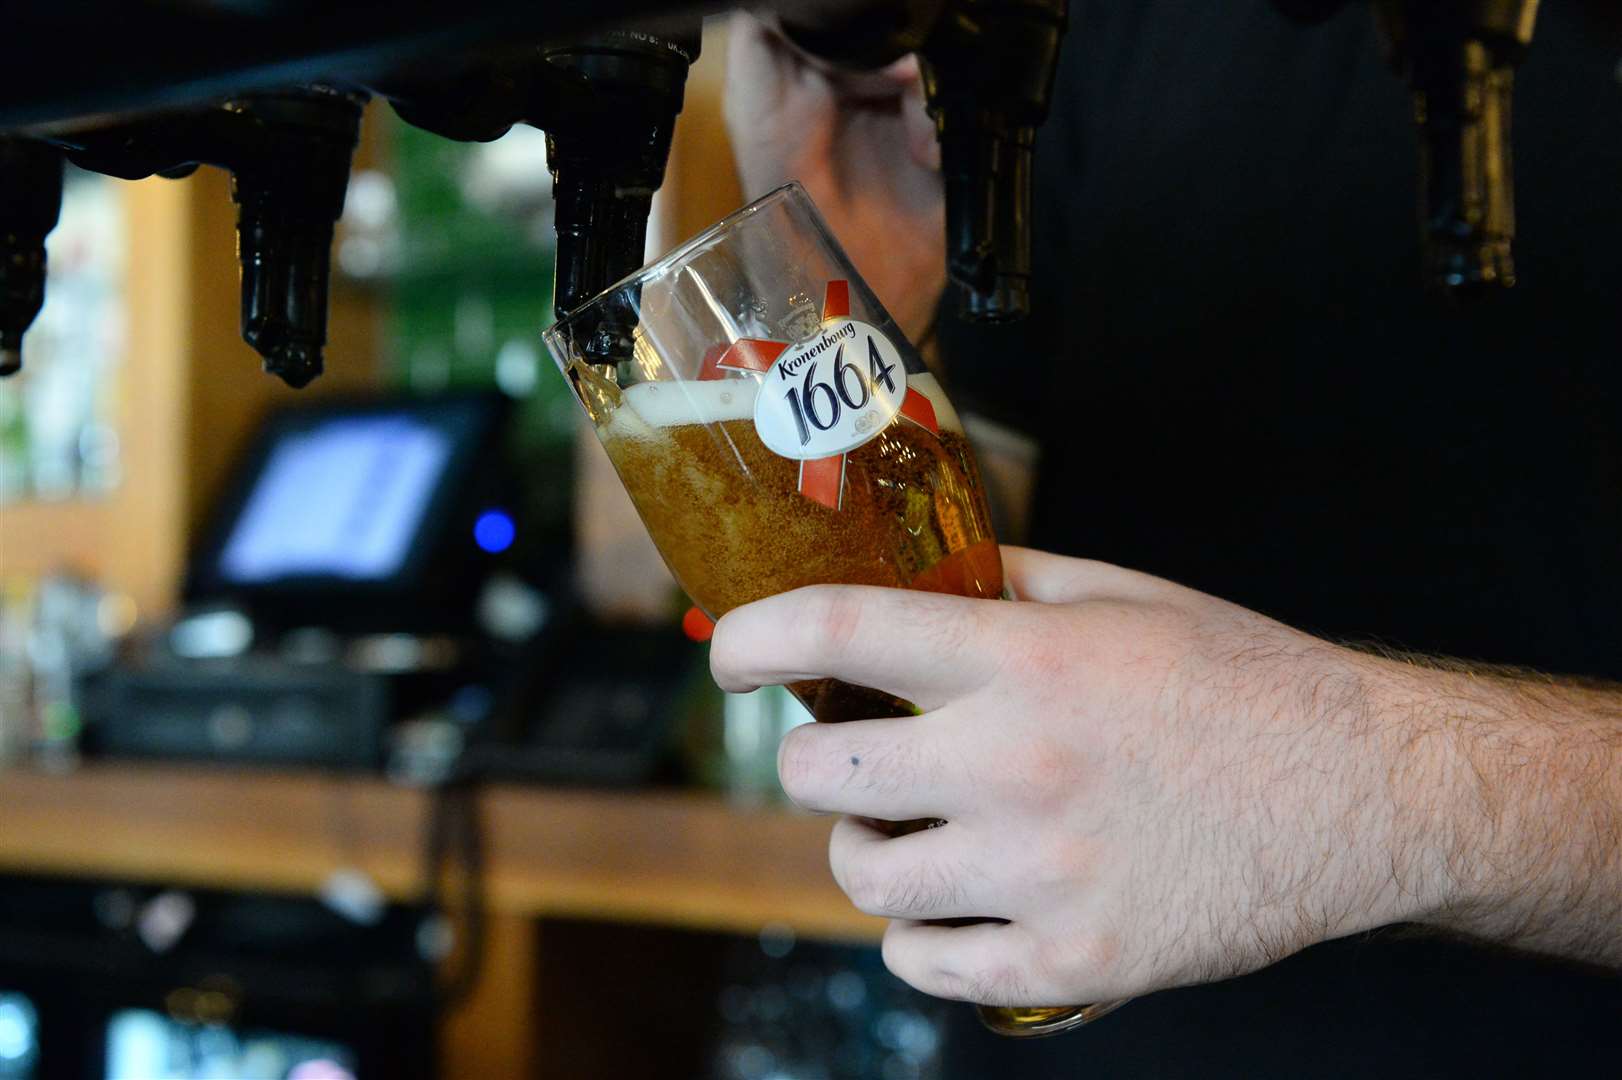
[699,280,942,511]
[753,318,907,460]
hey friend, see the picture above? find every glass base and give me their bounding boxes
[976,999,1131,1038]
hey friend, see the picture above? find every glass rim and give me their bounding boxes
[544,181,807,345]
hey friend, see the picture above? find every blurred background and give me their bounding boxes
[0,20,975,1080]
[9,1,1621,1076]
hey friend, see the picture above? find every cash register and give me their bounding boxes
[81,393,524,772]
[81,390,697,785]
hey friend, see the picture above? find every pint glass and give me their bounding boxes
[545,183,1122,1037]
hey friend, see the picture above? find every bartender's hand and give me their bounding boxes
[725,13,945,340]
[710,548,1622,1005]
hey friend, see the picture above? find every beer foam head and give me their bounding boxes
[616,378,760,433]
[606,371,963,438]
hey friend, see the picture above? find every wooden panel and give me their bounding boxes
[0,177,192,619]
[0,765,880,1080]
[477,784,873,942]
[440,913,539,1080]
[0,765,882,944]
[177,163,269,540]
[0,764,426,897]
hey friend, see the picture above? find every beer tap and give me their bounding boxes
[51,87,368,387]
[922,0,1068,321]
[544,26,704,373]
[1373,0,1539,294]
[378,21,701,364]
[1272,0,1541,295]
[779,0,1069,322]
[230,91,369,388]
[0,138,65,377]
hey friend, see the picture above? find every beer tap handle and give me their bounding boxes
[0,138,64,377]
[224,89,369,388]
[376,21,699,353]
[779,0,1069,322]
[536,22,702,321]
[52,86,367,387]
[920,0,1068,322]
[1374,0,1539,294]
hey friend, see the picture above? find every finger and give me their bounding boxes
[881,919,1051,1006]
[1000,546,1167,605]
[777,716,975,820]
[710,585,995,708]
[829,816,1005,920]
[879,54,923,89]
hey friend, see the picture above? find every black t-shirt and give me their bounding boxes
[938,2,1622,1075]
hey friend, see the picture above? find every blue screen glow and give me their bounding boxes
[473,509,516,554]
[219,415,452,583]
[0,991,39,1074]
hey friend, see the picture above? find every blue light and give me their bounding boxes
[473,509,516,554]
[0,994,37,1063]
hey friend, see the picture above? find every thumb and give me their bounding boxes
[1001,546,1166,606]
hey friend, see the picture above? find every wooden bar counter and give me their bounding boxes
[0,764,881,1076]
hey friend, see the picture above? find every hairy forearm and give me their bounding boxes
[1384,660,1622,965]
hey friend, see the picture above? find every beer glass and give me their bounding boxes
[545,182,1124,1037]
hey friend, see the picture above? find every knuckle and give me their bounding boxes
[1074,929,1122,977]
[1032,831,1104,892]
[1033,926,1120,998]
[990,734,1091,815]
[799,586,867,660]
